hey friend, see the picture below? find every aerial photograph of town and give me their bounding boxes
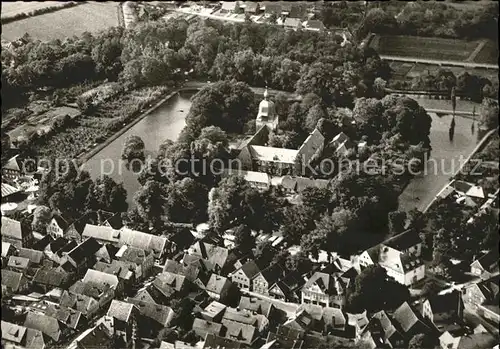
[0,1,498,349]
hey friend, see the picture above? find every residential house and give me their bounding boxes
[93,260,135,291]
[60,291,101,319]
[269,271,304,303]
[127,298,176,337]
[44,237,77,265]
[439,330,497,349]
[253,263,286,296]
[192,318,223,339]
[230,260,260,291]
[243,1,259,14]
[463,275,499,323]
[201,301,227,322]
[221,319,257,345]
[1,269,29,295]
[329,132,355,157]
[282,308,316,333]
[47,215,69,239]
[284,17,302,30]
[238,296,285,326]
[206,273,233,302]
[303,19,325,32]
[277,176,329,194]
[297,304,355,337]
[95,244,119,264]
[347,311,370,341]
[59,237,102,275]
[82,269,123,296]
[116,245,155,281]
[24,311,63,343]
[7,256,30,272]
[187,240,237,274]
[221,169,272,191]
[420,291,465,333]
[392,302,433,339]
[265,325,304,349]
[223,306,269,332]
[106,300,139,346]
[18,247,44,266]
[1,321,45,349]
[1,182,23,203]
[32,269,71,293]
[358,229,425,286]
[301,265,353,308]
[31,300,83,330]
[2,154,34,181]
[202,334,243,349]
[72,320,115,349]
[2,216,32,248]
[363,310,406,349]
[163,258,210,289]
[220,1,240,13]
[470,250,499,280]
[163,227,195,256]
[82,224,168,261]
[2,241,16,261]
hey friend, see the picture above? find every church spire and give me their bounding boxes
[263,86,268,100]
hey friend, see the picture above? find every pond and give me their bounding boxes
[83,90,196,204]
[398,112,485,212]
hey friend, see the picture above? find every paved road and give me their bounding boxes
[380,55,498,70]
[240,289,299,317]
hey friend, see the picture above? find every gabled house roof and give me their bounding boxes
[302,272,345,296]
[127,298,175,327]
[7,256,30,269]
[236,260,261,279]
[2,241,15,258]
[50,214,70,231]
[206,274,231,295]
[33,269,69,287]
[366,310,404,347]
[1,269,25,291]
[439,330,497,349]
[392,301,430,334]
[64,237,101,265]
[239,296,274,317]
[35,301,82,329]
[107,299,136,322]
[193,318,223,338]
[24,311,62,342]
[283,309,315,332]
[82,224,167,257]
[255,263,286,285]
[60,291,99,315]
[382,229,421,252]
[471,250,499,274]
[475,275,499,301]
[83,269,120,289]
[18,248,43,264]
[1,216,29,241]
[94,260,135,281]
[203,334,242,349]
[221,319,257,344]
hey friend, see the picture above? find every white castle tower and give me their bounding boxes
[256,87,279,131]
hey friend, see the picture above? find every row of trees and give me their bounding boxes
[2,15,391,111]
[37,160,128,221]
[359,1,498,40]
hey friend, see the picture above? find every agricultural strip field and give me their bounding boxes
[1,2,119,42]
[370,35,482,63]
[1,2,65,19]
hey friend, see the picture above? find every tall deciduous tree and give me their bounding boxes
[122,135,145,162]
[32,205,52,233]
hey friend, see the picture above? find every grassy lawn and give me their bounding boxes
[372,35,481,62]
[1,2,119,41]
[473,40,499,65]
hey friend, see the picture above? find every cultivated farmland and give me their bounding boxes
[1,2,119,42]
[1,1,65,19]
[473,40,499,65]
[370,35,481,62]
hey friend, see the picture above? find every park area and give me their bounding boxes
[370,35,493,63]
[1,1,119,42]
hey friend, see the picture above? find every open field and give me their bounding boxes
[473,40,499,64]
[371,35,482,62]
[1,2,119,42]
[1,1,65,19]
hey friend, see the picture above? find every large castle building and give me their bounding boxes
[237,88,325,176]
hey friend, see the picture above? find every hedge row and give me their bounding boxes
[2,2,84,24]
